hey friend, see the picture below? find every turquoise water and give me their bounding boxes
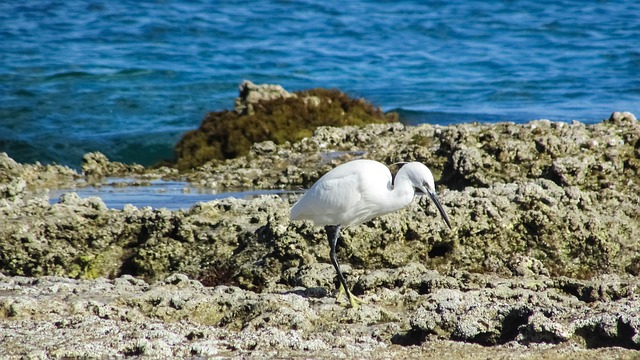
[2,0,639,168]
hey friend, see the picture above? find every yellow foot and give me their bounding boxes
[336,283,367,308]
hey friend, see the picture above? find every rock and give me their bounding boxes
[82,151,144,178]
[234,80,296,115]
[81,152,111,177]
[251,140,277,155]
[174,82,398,169]
[2,271,640,357]
[0,178,26,201]
[608,111,637,124]
[1,165,638,285]
[507,255,549,277]
[0,152,79,191]
[2,95,640,357]
[181,114,640,195]
[399,272,640,348]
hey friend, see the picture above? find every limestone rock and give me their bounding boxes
[234,80,296,115]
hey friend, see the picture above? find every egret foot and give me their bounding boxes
[336,283,366,308]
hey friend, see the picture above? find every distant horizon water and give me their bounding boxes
[1,0,638,168]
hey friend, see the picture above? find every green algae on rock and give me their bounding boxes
[174,80,398,169]
[2,111,639,283]
[2,110,640,357]
[183,111,640,197]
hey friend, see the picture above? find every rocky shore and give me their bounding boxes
[1,106,639,358]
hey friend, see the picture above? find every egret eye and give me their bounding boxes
[420,181,430,193]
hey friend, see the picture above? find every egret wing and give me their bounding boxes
[290,173,362,226]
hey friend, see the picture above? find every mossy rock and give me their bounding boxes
[174,84,398,169]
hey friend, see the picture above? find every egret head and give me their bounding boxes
[405,162,452,230]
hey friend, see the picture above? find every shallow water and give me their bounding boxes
[48,179,295,210]
[2,0,639,168]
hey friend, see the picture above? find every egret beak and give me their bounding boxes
[426,189,452,230]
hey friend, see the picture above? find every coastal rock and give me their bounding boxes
[174,82,398,169]
[608,111,637,123]
[0,173,638,287]
[1,106,640,358]
[400,272,640,349]
[0,178,26,202]
[81,151,145,178]
[183,112,639,196]
[2,113,639,283]
[0,151,79,191]
[1,271,639,357]
[251,140,278,155]
[233,80,296,115]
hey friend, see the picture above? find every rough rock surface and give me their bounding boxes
[186,111,640,194]
[81,151,146,178]
[1,272,639,358]
[1,109,639,358]
[173,81,398,169]
[0,152,78,192]
[233,80,297,115]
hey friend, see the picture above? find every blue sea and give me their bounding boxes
[2,0,639,169]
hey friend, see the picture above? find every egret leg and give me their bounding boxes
[325,225,365,308]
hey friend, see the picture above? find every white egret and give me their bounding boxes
[290,159,451,308]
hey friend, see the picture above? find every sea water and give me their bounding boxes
[48,178,295,210]
[2,0,639,168]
